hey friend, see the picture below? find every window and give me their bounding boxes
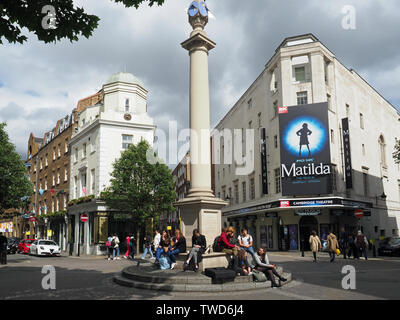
[228,187,232,205]
[74,176,78,198]
[82,143,87,158]
[346,104,350,117]
[234,182,239,204]
[91,169,95,194]
[274,135,278,148]
[91,137,95,153]
[257,113,262,128]
[81,172,87,196]
[39,179,42,190]
[64,166,68,182]
[294,66,306,82]
[379,135,386,166]
[274,168,281,193]
[362,144,366,156]
[45,154,48,167]
[122,135,133,149]
[222,168,225,178]
[362,169,369,196]
[58,144,61,157]
[53,147,56,160]
[273,101,278,117]
[331,164,337,192]
[40,157,43,170]
[44,177,48,190]
[74,148,78,162]
[242,182,246,203]
[330,129,334,144]
[297,92,308,105]
[57,169,60,184]
[250,177,255,200]
[125,98,130,113]
[65,138,69,153]
[52,171,55,186]
[360,113,364,129]
[247,98,253,110]
[222,187,226,201]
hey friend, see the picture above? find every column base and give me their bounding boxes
[174,196,227,248]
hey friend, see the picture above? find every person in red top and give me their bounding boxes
[124,235,131,259]
[220,226,239,257]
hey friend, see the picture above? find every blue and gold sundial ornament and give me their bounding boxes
[188,0,209,17]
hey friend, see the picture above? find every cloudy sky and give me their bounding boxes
[1,0,400,163]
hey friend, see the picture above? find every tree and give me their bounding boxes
[0,123,33,214]
[393,138,400,164]
[103,140,175,230]
[0,0,165,44]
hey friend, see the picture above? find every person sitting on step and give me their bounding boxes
[254,247,287,288]
[184,229,206,272]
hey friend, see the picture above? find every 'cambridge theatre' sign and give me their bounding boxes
[279,102,332,196]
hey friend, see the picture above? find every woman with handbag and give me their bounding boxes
[327,231,339,263]
[254,248,287,288]
[309,230,322,263]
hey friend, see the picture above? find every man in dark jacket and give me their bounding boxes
[168,229,186,270]
[338,227,348,259]
[0,232,7,265]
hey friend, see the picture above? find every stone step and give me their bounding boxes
[114,272,292,292]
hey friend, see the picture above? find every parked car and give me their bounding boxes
[378,237,400,257]
[29,239,61,257]
[7,237,21,254]
[17,239,36,254]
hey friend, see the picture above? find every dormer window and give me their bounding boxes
[125,98,130,113]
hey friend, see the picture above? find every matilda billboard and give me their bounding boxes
[279,102,332,196]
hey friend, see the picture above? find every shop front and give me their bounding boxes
[223,197,373,252]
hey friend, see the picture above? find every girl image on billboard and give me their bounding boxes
[296,123,312,157]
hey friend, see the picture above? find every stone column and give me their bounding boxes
[175,1,227,247]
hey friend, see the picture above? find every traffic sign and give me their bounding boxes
[80,214,89,222]
[354,209,364,219]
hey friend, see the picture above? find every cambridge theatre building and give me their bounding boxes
[212,34,400,251]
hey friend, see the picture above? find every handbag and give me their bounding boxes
[252,269,267,282]
[336,248,341,256]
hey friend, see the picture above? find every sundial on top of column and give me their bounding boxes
[187,0,209,31]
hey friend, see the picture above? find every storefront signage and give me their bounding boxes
[342,118,353,189]
[0,222,13,232]
[260,128,268,195]
[295,209,321,216]
[279,102,332,196]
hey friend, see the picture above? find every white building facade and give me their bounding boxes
[68,72,155,255]
[212,34,400,251]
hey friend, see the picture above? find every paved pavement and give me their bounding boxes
[1,251,399,300]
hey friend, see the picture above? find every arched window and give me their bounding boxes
[379,135,386,166]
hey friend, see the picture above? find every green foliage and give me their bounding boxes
[103,140,175,225]
[393,138,400,164]
[0,123,33,214]
[0,0,166,44]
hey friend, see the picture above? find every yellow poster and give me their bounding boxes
[47,230,53,237]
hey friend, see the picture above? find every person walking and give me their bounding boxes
[111,234,120,260]
[106,235,113,261]
[128,235,136,259]
[254,248,287,288]
[327,231,339,263]
[185,229,206,272]
[153,230,161,256]
[347,232,356,259]
[355,230,368,260]
[338,227,348,259]
[238,228,255,256]
[141,234,154,259]
[0,232,7,265]
[309,230,322,263]
[124,235,131,259]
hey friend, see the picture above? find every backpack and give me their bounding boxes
[213,236,223,252]
[252,269,267,282]
[111,239,116,247]
[159,255,171,270]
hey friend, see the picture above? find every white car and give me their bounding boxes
[29,239,61,256]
